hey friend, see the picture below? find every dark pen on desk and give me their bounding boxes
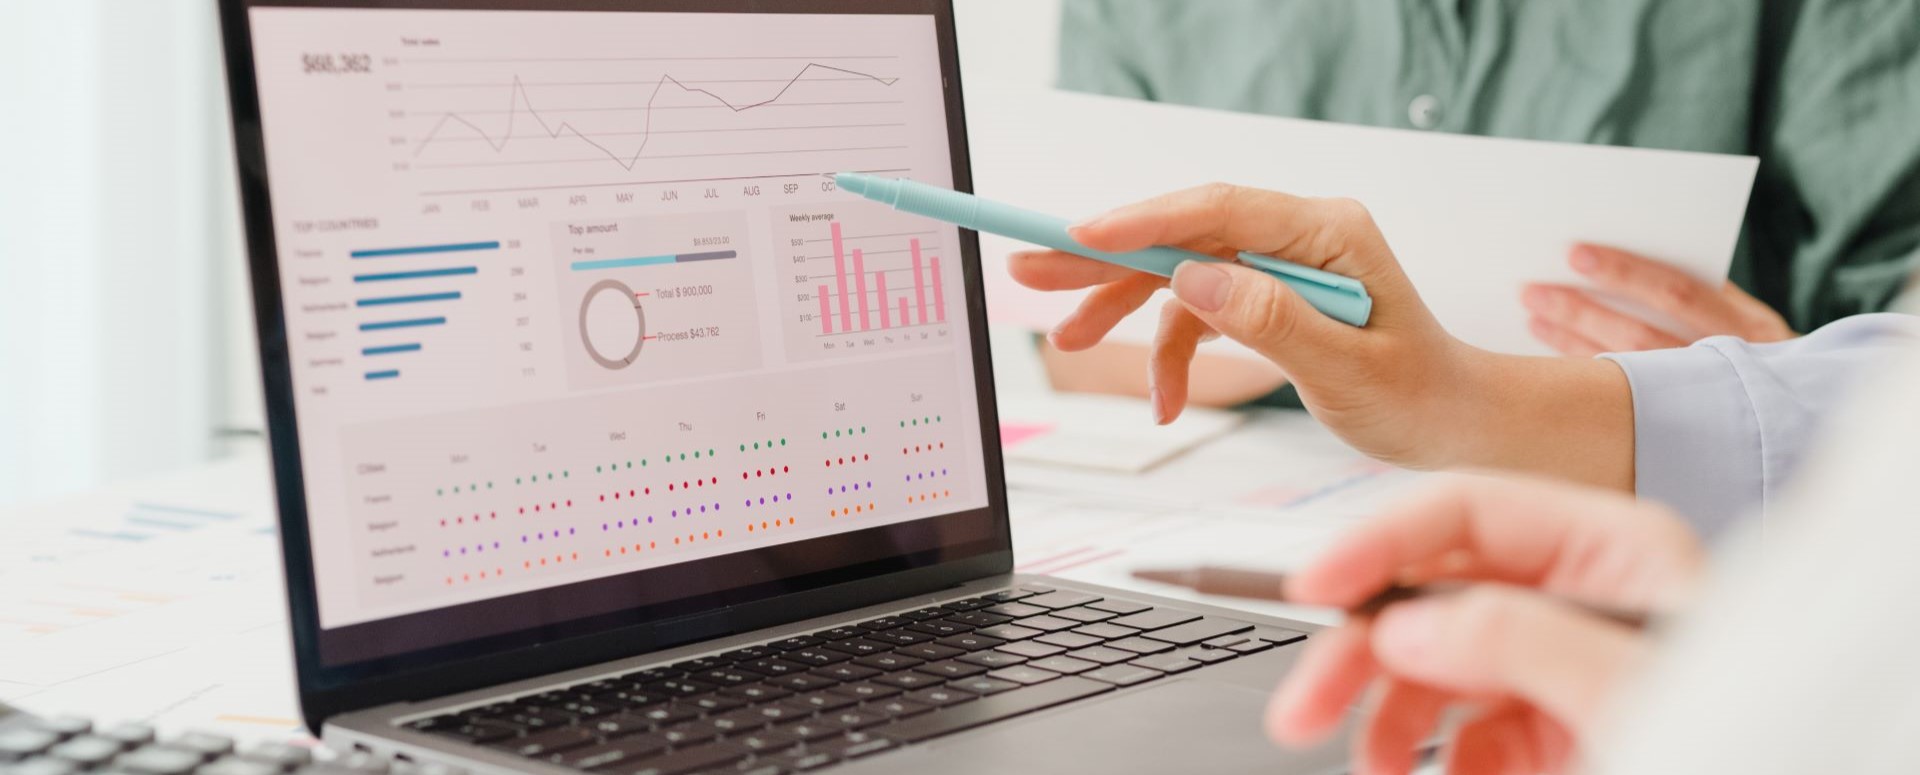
[1132,566,1655,631]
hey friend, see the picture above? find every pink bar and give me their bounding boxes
[832,222,851,332]
[876,272,890,329]
[852,249,870,331]
[910,239,928,325]
[930,257,946,322]
[817,285,833,334]
[899,297,911,327]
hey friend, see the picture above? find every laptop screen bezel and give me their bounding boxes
[217,0,1007,729]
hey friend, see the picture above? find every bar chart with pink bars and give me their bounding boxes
[772,203,958,363]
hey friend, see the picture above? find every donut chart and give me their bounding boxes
[579,279,646,370]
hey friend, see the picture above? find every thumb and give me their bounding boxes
[1169,260,1351,367]
[1369,587,1646,736]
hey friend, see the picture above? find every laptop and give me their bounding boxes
[217,2,1348,773]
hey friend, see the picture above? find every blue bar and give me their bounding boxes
[366,370,401,381]
[363,343,422,356]
[360,317,445,332]
[352,241,500,259]
[354,266,477,283]
[130,502,241,521]
[71,528,151,543]
[570,250,737,272]
[357,291,461,307]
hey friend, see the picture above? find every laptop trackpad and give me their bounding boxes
[906,679,1349,774]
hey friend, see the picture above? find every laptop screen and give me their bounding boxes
[233,1,1001,674]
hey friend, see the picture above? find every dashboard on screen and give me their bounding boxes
[244,5,990,639]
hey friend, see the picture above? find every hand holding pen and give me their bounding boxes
[1140,476,1706,775]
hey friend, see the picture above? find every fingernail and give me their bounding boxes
[1171,262,1232,313]
[1570,246,1601,274]
[1070,212,1111,233]
[1371,600,1443,664]
[1150,387,1168,425]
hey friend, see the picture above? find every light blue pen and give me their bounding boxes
[834,172,1372,327]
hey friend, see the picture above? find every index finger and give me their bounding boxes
[1285,476,1701,610]
[1571,244,1742,336]
[1068,183,1386,277]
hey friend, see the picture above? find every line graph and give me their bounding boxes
[409,63,902,176]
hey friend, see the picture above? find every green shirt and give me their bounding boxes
[1058,0,1920,331]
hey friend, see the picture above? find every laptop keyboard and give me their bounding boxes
[406,585,1307,775]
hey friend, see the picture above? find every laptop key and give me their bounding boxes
[1129,654,1202,674]
[1051,607,1116,624]
[613,743,748,775]
[426,721,517,744]
[894,643,964,661]
[811,663,881,682]
[1139,618,1255,647]
[947,677,1022,696]
[995,641,1066,659]
[914,660,988,679]
[638,703,702,727]
[857,616,910,631]
[865,629,932,646]
[956,650,1026,668]
[1081,665,1165,687]
[492,726,595,758]
[731,730,800,755]
[1253,626,1311,646]
[821,639,890,657]
[589,713,655,739]
[979,589,1036,603]
[695,669,758,686]
[549,734,668,770]
[690,695,746,713]
[114,746,204,775]
[826,681,901,701]
[881,677,1112,743]
[763,748,839,772]
[900,686,976,707]
[736,658,809,677]
[1066,646,1137,665]
[708,708,773,734]
[822,708,890,730]
[980,602,1046,619]
[939,598,993,612]
[48,736,123,767]
[719,683,792,703]
[1029,656,1098,675]
[811,627,866,641]
[943,611,1012,627]
[786,649,850,667]
[721,646,778,662]
[1016,616,1079,633]
[906,620,973,637]
[789,691,858,712]
[770,636,821,651]
[936,633,1005,651]
[807,731,894,761]
[900,607,950,621]
[986,666,1062,686]
[1229,640,1276,655]
[670,657,731,673]
[972,623,1042,641]
[624,668,685,683]
[1109,609,1202,631]
[641,679,716,698]
[774,718,850,743]
[657,719,721,746]
[1019,591,1103,610]
[867,698,935,719]
[1071,622,1138,640]
[873,671,943,690]
[1035,632,1101,649]
[1105,637,1175,655]
[767,673,840,692]
[1085,598,1153,616]
[851,652,924,671]
[1181,646,1238,664]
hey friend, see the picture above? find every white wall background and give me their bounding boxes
[0,0,1061,509]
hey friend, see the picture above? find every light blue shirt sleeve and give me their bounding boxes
[1600,314,1920,540]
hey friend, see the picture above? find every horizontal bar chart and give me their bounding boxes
[363,343,423,356]
[570,250,738,272]
[353,266,478,283]
[360,317,446,332]
[365,370,401,381]
[357,291,462,307]
[351,241,500,259]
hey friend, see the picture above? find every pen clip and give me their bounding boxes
[1235,253,1368,295]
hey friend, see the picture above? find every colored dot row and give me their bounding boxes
[747,518,798,532]
[829,481,875,495]
[446,568,505,585]
[904,442,947,455]
[738,439,789,452]
[823,427,868,439]
[900,416,943,427]
[444,541,504,558]
[740,466,792,479]
[440,513,499,527]
[829,503,877,518]
[522,553,582,569]
[438,483,496,496]
[905,469,950,482]
[824,454,871,468]
[744,493,795,508]
[908,490,953,504]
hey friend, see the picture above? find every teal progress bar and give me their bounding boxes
[570,250,737,272]
[352,241,499,259]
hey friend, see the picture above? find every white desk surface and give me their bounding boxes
[0,403,1428,745]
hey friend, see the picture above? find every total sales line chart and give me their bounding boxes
[393,56,919,197]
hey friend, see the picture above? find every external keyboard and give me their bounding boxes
[407,584,1307,775]
[0,708,427,775]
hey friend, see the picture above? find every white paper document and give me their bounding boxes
[968,90,1759,357]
